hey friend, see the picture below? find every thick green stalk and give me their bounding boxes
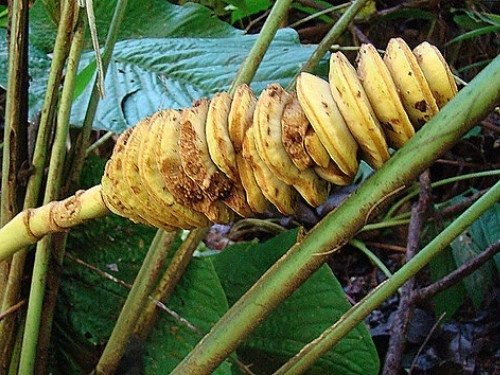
[0,0,77,369]
[276,180,500,374]
[171,55,500,375]
[0,0,29,365]
[287,0,370,90]
[229,0,293,94]
[66,0,128,191]
[18,10,83,373]
[135,228,208,339]
[35,19,89,374]
[95,230,177,375]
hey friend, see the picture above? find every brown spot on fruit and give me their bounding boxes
[415,100,427,112]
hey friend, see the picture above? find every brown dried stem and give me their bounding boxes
[412,241,500,303]
[383,170,432,375]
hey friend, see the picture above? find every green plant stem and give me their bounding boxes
[287,0,370,90]
[0,0,77,369]
[229,0,293,95]
[7,311,24,375]
[360,219,410,232]
[276,180,500,374]
[95,230,177,375]
[0,0,29,366]
[18,11,83,374]
[385,169,500,219]
[0,0,28,225]
[288,2,350,28]
[349,239,392,278]
[86,131,114,155]
[66,0,128,192]
[171,55,500,375]
[36,18,89,374]
[135,228,208,339]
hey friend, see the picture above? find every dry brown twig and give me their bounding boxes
[412,241,500,303]
[383,170,432,375]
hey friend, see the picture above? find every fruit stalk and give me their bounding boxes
[0,186,109,262]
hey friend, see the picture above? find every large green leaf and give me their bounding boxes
[212,229,380,375]
[144,257,231,375]
[29,0,240,53]
[0,30,324,133]
[69,30,322,132]
[449,202,499,309]
[1,2,325,132]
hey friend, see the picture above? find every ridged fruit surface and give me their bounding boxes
[101,38,457,229]
[384,38,439,127]
[357,43,414,149]
[413,41,458,108]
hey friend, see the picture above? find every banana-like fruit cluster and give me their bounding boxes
[101,38,457,230]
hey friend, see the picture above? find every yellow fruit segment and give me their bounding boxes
[329,52,389,169]
[297,72,359,176]
[281,93,314,171]
[384,38,439,127]
[206,92,239,181]
[413,41,457,108]
[357,43,415,149]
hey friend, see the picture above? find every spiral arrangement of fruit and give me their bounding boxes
[101,38,457,230]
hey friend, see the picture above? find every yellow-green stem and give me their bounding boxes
[135,228,208,339]
[229,0,293,94]
[18,11,84,373]
[287,0,370,90]
[95,230,178,375]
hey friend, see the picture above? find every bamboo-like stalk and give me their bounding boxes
[134,228,209,339]
[34,19,89,374]
[0,0,78,368]
[276,180,500,374]
[229,0,293,94]
[287,0,370,90]
[95,230,178,375]
[65,0,129,192]
[17,11,86,371]
[0,0,29,365]
[170,55,500,375]
[0,186,108,263]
